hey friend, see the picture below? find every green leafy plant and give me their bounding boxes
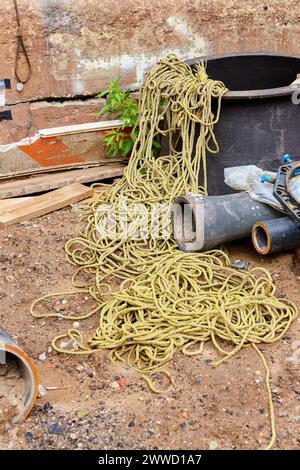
[97,79,138,158]
[97,79,161,158]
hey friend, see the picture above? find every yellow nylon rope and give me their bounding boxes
[31,55,297,449]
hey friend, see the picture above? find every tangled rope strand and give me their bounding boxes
[31,55,297,450]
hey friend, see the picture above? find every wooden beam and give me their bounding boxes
[0,159,127,181]
[0,197,32,213]
[0,163,125,198]
[0,183,93,228]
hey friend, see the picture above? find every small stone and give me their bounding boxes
[71,203,82,214]
[271,387,282,394]
[37,384,47,398]
[4,422,12,432]
[209,440,218,450]
[286,357,296,363]
[43,402,52,412]
[76,364,84,372]
[39,352,46,362]
[47,423,64,435]
[78,410,89,419]
[61,299,68,305]
[11,399,19,407]
[283,334,292,340]
[77,442,84,449]
[128,420,135,427]
[294,416,300,422]
[232,259,249,270]
[73,321,80,328]
[59,341,70,349]
[25,431,33,441]
[70,433,77,440]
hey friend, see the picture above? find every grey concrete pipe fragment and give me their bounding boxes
[0,327,38,421]
[172,192,282,252]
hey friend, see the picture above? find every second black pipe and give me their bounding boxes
[252,217,300,254]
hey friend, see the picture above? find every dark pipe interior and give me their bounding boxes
[254,225,269,252]
[190,55,300,91]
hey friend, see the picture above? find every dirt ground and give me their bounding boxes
[0,206,299,450]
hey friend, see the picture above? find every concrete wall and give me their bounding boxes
[0,0,299,144]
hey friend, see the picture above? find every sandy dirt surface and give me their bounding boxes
[0,207,299,450]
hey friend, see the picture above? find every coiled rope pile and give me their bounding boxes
[31,54,297,449]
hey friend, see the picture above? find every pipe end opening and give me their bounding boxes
[252,223,271,254]
[172,198,197,245]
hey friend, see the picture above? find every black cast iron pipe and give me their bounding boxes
[186,52,300,195]
[252,217,300,254]
[172,192,281,252]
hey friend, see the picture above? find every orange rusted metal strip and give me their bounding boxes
[19,136,84,167]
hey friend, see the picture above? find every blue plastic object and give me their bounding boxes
[282,154,292,163]
[261,175,272,183]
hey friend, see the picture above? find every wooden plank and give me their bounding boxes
[0,197,32,213]
[0,197,46,218]
[0,183,93,228]
[0,163,125,199]
[39,120,122,138]
[0,159,126,181]
[79,185,113,204]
